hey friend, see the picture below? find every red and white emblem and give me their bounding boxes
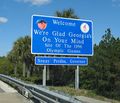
[80,23,89,33]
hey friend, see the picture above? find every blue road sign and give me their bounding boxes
[31,15,93,56]
[35,56,88,65]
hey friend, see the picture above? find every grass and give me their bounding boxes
[49,86,120,103]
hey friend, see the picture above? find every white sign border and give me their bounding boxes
[35,56,88,66]
[31,15,94,56]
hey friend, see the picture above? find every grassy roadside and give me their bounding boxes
[49,86,120,103]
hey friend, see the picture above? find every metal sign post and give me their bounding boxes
[75,65,79,89]
[43,65,47,86]
[75,56,80,89]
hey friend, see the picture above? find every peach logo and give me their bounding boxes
[80,23,89,33]
[37,20,47,30]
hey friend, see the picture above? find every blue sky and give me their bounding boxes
[0,0,120,56]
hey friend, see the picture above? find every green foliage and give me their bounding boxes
[88,29,120,100]
[80,67,96,89]
[0,56,14,75]
[49,66,75,86]
[55,8,79,19]
[21,76,41,84]
[7,36,35,78]
[49,86,120,103]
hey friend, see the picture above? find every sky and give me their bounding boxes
[0,0,120,56]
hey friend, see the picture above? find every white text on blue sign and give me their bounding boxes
[32,15,93,56]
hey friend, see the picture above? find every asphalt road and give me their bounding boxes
[0,80,33,103]
[0,92,33,103]
[0,88,4,93]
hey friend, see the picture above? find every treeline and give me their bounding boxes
[81,29,120,99]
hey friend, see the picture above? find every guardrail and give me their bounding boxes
[0,74,81,103]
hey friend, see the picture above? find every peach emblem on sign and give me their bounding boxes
[37,20,47,30]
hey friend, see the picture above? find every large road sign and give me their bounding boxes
[35,56,88,65]
[31,15,93,56]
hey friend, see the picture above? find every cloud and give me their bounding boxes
[16,0,51,5]
[0,17,8,24]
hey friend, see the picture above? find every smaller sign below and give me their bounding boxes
[35,56,88,65]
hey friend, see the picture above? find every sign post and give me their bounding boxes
[31,15,93,87]
[75,65,80,89]
[75,56,80,89]
[43,65,47,86]
[35,56,88,88]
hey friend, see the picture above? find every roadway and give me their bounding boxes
[0,80,33,103]
[0,88,4,93]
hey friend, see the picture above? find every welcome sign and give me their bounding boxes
[31,15,93,56]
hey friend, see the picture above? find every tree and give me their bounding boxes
[89,29,120,99]
[55,8,79,19]
[8,36,34,78]
[7,50,18,76]
[0,56,14,75]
